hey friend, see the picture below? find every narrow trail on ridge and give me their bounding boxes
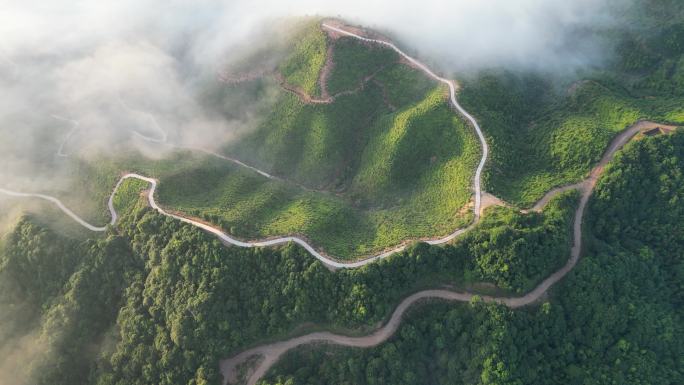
[219,119,677,385]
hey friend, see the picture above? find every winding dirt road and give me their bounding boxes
[219,120,676,385]
[0,24,675,272]
[0,115,673,385]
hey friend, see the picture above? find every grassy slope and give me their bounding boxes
[278,21,328,97]
[228,30,439,194]
[111,178,150,214]
[116,144,475,258]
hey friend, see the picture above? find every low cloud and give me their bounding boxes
[0,329,43,385]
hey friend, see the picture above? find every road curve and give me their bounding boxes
[219,120,677,385]
[0,171,415,268]
[0,25,674,273]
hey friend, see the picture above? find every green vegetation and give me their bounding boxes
[460,77,644,205]
[3,6,683,385]
[462,191,576,293]
[374,63,435,108]
[56,159,121,224]
[230,84,388,189]
[352,88,466,199]
[93,148,475,258]
[3,131,680,385]
[111,178,149,214]
[2,130,681,385]
[261,131,684,385]
[203,22,479,258]
[0,218,140,385]
[279,21,328,96]
[326,37,398,95]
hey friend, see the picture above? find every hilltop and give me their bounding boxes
[52,19,481,260]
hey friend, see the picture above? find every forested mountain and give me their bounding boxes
[1,1,683,384]
[459,0,684,205]
[54,20,479,260]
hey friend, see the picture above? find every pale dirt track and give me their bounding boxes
[219,120,677,385]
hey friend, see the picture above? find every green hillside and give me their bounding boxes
[215,23,479,257]
[3,3,684,385]
[275,23,325,96]
[44,20,478,260]
[44,8,684,258]
[0,160,579,385]
[225,23,448,195]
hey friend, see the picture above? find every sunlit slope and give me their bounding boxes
[125,21,477,258]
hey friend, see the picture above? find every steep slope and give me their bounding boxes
[2,131,681,385]
[0,173,579,385]
[225,21,453,198]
